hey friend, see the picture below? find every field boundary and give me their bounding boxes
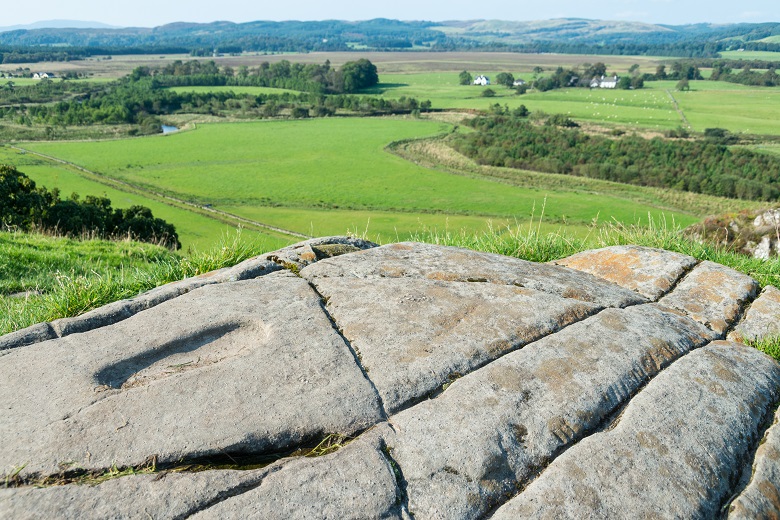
[665,89,690,128]
[9,146,310,240]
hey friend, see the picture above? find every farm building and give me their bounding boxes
[33,72,56,80]
[474,75,490,86]
[590,75,619,89]
[513,78,526,86]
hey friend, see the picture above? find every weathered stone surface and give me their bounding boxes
[314,276,599,413]
[730,285,780,343]
[492,342,780,519]
[0,468,266,519]
[0,321,56,353]
[1,428,405,520]
[379,305,716,519]
[50,299,136,337]
[729,405,780,519]
[659,260,759,335]
[192,429,405,519]
[555,245,698,300]
[0,236,376,352]
[302,242,647,308]
[0,271,383,478]
[2,240,778,518]
[262,236,376,270]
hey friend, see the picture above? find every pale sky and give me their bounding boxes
[3,0,778,27]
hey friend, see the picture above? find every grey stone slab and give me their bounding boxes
[660,260,759,335]
[555,245,698,300]
[301,242,647,308]
[0,468,267,520]
[50,299,135,337]
[730,286,780,343]
[0,236,375,352]
[192,428,405,520]
[0,272,383,479]
[379,304,716,519]
[729,404,780,519]
[313,276,600,413]
[492,342,780,520]
[0,322,56,353]
[0,430,404,520]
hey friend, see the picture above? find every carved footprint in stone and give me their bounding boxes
[93,320,271,390]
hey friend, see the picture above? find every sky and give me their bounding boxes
[2,0,778,28]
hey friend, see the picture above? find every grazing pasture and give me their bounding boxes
[719,50,780,60]
[4,52,778,250]
[17,118,699,245]
[369,74,780,134]
[0,146,292,252]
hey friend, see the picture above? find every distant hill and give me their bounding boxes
[437,18,677,43]
[0,19,120,33]
[0,18,778,58]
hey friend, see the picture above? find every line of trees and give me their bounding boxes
[138,58,379,94]
[661,59,779,87]
[0,78,431,131]
[451,113,780,202]
[0,165,180,248]
[528,64,645,92]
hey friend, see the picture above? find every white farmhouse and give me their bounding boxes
[473,75,490,86]
[590,75,619,89]
[512,78,526,86]
[33,72,56,80]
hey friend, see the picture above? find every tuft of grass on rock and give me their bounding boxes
[412,215,780,289]
[0,229,275,336]
[744,336,780,363]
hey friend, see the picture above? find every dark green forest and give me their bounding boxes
[452,113,780,202]
[0,165,180,248]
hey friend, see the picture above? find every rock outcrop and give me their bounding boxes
[685,207,780,259]
[1,239,779,519]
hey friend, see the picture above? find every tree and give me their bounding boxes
[495,72,515,88]
[583,62,607,78]
[339,59,378,93]
[545,114,579,128]
[0,165,180,249]
[617,76,632,90]
[655,65,667,80]
[0,165,48,228]
[532,66,544,78]
[513,104,529,117]
[629,64,641,76]
[481,88,496,98]
[676,78,690,91]
[458,70,472,85]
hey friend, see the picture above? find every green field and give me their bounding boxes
[16,118,699,245]
[0,78,46,86]
[368,73,780,134]
[673,86,780,134]
[0,231,176,295]
[5,53,779,251]
[720,51,780,60]
[0,146,292,252]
